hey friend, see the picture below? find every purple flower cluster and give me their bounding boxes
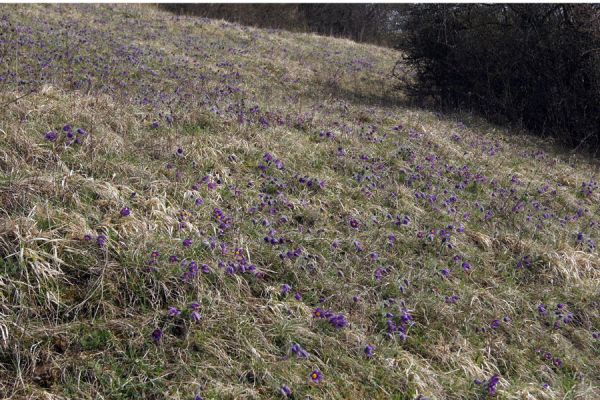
[279,247,302,261]
[475,374,501,396]
[581,181,597,197]
[43,124,87,145]
[318,130,335,140]
[263,229,286,245]
[576,232,596,252]
[260,152,284,170]
[536,348,563,368]
[552,303,575,329]
[384,308,414,341]
[84,233,108,249]
[213,207,233,234]
[313,308,348,329]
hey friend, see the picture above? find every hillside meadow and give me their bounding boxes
[0,4,599,400]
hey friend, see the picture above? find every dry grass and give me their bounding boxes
[0,4,599,400]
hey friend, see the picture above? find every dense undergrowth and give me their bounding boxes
[0,4,599,400]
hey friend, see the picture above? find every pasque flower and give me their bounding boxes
[291,343,309,359]
[309,369,323,383]
[44,131,58,141]
[151,328,163,342]
[280,385,292,397]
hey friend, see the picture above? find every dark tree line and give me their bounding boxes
[298,4,400,44]
[159,4,405,45]
[397,4,600,151]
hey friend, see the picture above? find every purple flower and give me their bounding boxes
[279,385,292,397]
[96,234,107,248]
[294,292,302,301]
[169,255,179,263]
[183,238,192,248]
[516,255,532,269]
[364,345,375,358]
[309,369,323,383]
[553,358,563,367]
[151,328,163,342]
[195,198,204,206]
[329,314,348,329]
[191,311,201,323]
[490,319,501,330]
[120,207,131,217]
[176,147,184,156]
[487,374,500,396]
[353,240,364,252]
[538,304,547,315]
[44,131,58,142]
[188,261,199,276]
[151,121,159,128]
[168,307,181,317]
[388,234,396,246]
[291,343,309,359]
[281,284,291,296]
[83,234,93,241]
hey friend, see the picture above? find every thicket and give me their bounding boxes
[396,4,600,151]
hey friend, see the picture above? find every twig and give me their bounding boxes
[0,90,35,108]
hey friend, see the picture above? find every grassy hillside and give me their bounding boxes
[0,5,599,400]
